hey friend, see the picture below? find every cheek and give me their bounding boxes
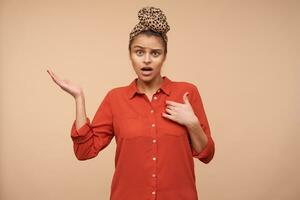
[130,55,140,66]
[131,53,142,61]
[131,59,143,72]
[153,58,165,68]
[133,58,142,66]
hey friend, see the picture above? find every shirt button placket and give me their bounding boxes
[152,190,156,198]
[151,142,158,199]
[150,107,158,199]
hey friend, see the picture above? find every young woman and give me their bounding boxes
[47,6,215,200]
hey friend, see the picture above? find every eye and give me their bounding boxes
[152,51,161,57]
[136,50,144,56]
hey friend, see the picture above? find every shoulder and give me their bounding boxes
[107,85,127,93]
[104,84,130,98]
[169,79,202,101]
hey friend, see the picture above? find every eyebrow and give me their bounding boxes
[133,45,163,51]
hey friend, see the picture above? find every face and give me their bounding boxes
[129,34,166,83]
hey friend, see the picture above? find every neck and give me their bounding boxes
[137,75,163,94]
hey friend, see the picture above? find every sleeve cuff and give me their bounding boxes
[70,117,94,143]
[192,136,215,163]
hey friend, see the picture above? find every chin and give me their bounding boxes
[136,71,161,82]
[138,75,153,82]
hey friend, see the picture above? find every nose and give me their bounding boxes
[143,53,151,64]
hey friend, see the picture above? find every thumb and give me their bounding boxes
[183,92,190,105]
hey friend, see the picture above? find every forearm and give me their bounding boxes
[186,118,208,154]
[74,92,88,131]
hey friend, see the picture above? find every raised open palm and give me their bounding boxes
[47,69,83,98]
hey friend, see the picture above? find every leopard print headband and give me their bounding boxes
[129,6,170,43]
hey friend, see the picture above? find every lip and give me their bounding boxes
[141,66,153,70]
[140,68,153,76]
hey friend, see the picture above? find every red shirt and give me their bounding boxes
[70,76,215,200]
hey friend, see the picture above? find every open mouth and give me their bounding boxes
[141,67,153,76]
[141,67,153,71]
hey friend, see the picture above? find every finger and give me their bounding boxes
[51,71,61,80]
[47,69,53,77]
[48,72,60,84]
[183,92,191,105]
[47,70,57,81]
[162,112,175,121]
[48,70,58,81]
[47,69,66,89]
[47,69,55,77]
[166,100,182,106]
[47,69,58,79]
[166,104,176,110]
[50,75,64,88]
[63,79,70,84]
[165,107,176,115]
[49,71,63,85]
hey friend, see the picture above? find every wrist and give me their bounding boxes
[74,92,85,101]
[185,115,199,128]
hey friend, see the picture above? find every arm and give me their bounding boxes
[46,69,114,161]
[70,91,114,161]
[185,118,208,157]
[188,85,215,164]
[75,92,88,130]
[162,84,215,164]
[47,70,114,160]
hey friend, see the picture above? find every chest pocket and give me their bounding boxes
[114,116,148,139]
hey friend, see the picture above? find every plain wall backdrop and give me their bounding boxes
[0,0,299,199]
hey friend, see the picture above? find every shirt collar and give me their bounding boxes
[127,76,172,100]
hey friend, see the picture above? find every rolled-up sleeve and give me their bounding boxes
[189,85,215,164]
[70,90,114,161]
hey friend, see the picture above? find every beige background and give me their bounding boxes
[1,0,299,199]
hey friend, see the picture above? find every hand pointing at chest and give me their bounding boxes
[162,92,198,127]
